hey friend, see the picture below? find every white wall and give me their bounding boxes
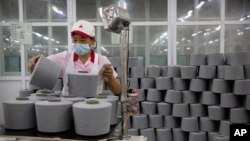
[0,80,22,125]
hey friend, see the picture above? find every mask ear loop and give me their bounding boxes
[92,41,97,51]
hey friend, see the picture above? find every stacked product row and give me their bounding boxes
[3,90,119,137]
[115,52,250,141]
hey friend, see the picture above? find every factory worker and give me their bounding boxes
[28,20,121,96]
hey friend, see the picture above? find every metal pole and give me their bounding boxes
[120,28,129,139]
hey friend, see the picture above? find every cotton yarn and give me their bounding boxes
[68,72,98,97]
[3,98,36,130]
[73,99,112,136]
[35,100,73,133]
[29,56,61,90]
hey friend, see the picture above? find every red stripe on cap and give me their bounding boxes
[73,49,95,63]
[71,30,92,38]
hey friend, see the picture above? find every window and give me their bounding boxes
[24,0,67,22]
[225,0,250,21]
[177,0,220,21]
[0,0,19,22]
[177,25,220,65]
[225,24,250,53]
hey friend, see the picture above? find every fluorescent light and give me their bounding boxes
[196,1,205,9]
[214,39,219,42]
[33,32,42,37]
[238,32,243,35]
[209,40,213,44]
[52,5,65,16]
[186,47,191,50]
[5,38,9,41]
[245,27,250,30]
[215,25,221,31]
[188,40,191,42]
[43,36,49,40]
[240,17,246,21]
[164,49,168,52]
[56,41,60,44]
[182,38,186,41]
[192,33,197,37]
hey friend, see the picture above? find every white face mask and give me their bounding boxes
[72,44,90,55]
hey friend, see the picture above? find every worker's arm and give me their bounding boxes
[28,54,43,72]
[102,64,121,96]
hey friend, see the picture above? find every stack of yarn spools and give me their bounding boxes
[3,56,119,137]
[111,52,250,141]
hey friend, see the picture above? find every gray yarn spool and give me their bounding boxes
[208,53,225,65]
[164,116,180,128]
[60,96,85,103]
[220,93,240,108]
[138,89,146,101]
[165,90,182,104]
[172,104,190,117]
[234,80,250,95]
[200,117,217,132]
[140,128,156,141]
[173,128,188,141]
[246,95,250,110]
[199,65,216,79]
[201,91,219,105]
[128,57,139,68]
[180,66,198,79]
[132,114,148,129]
[96,95,119,125]
[147,66,161,78]
[73,100,112,136]
[19,89,33,97]
[213,135,229,141]
[149,115,163,128]
[35,100,73,133]
[190,104,207,117]
[189,79,207,92]
[217,65,225,79]
[219,120,231,136]
[130,67,145,78]
[173,78,188,90]
[190,54,207,66]
[68,72,98,97]
[141,101,157,115]
[146,89,162,102]
[230,107,249,123]
[226,52,250,65]
[155,77,172,90]
[189,132,206,141]
[212,79,229,93]
[108,57,120,68]
[181,117,199,132]
[208,132,219,141]
[29,56,61,90]
[28,93,49,101]
[157,102,172,116]
[183,91,198,104]
[224,66,244,80]
[161,66,168,76]
[208,106,227,121]
[167,66,181,78]
[140,78,155,89]
[128,128,139,136]
[52,78,63,91]
[156,128,172,141]
[244,65,250,79]
[128,78,139,89]
[3,99,36,130]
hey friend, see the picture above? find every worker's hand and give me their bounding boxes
[28,54,43,72]
[102,64,114,82]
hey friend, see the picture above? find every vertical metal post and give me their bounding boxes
[120,29,129,139]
